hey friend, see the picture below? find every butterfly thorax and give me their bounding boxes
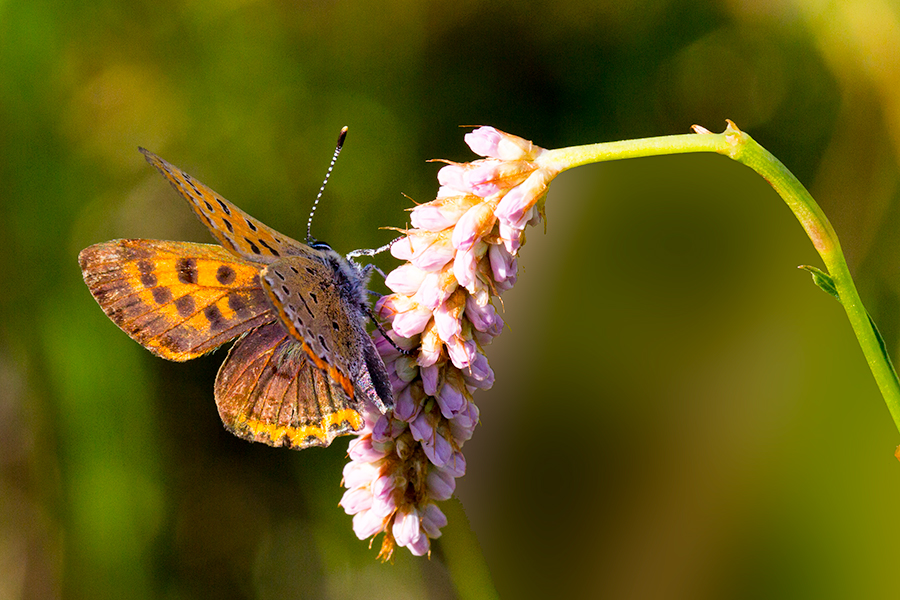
[308,241,372,311]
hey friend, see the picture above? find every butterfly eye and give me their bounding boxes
[309,241,333,252]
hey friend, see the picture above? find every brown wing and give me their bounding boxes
[215,321,365,449]
[79,239,275,361]
[139,148,308,263]
[260,255,394,413]
[258,255,359,398]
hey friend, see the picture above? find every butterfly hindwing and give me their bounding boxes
[79,239,275,361]
[139,148,308,263]
[215,321,365,448]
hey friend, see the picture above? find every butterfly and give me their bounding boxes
[78,142,393,449]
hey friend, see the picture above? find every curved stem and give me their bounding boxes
[538,122,900,437]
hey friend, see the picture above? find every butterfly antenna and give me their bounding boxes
[307,126,349,244]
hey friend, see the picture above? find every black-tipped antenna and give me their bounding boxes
[307,126,349,243]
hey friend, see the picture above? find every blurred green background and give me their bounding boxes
[3,0,900,598]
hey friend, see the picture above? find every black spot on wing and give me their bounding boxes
[216,198,232,215]
[216,265,236,285]
[175,295,196,317]
[176,258,198,284]
[204,304,225,331]
[141,271,158,288]
[258,239,280,257]
[152,286,172,305]
[244,238,261,255]
[227,293,249,318]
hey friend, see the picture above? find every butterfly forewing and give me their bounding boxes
[215,321,364,448]
[259,256,364,399]
[79,239,275,361]
[139,148,307,263]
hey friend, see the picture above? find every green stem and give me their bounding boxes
[539,122,900,437]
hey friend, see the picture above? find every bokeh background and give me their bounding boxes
[3,0,900,598]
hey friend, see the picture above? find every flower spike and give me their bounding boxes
[340,127,563,558]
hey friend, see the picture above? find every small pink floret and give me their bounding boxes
[464,126,503,157]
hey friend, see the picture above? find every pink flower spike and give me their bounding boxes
[385,263,428,295]
[340,127,566,559]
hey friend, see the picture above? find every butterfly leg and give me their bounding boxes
[346,235,404,260]
[362,302,413,356]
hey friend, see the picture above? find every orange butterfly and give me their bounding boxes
[79,143,393,449]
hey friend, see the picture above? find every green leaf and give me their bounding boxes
[798,265,840,303]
